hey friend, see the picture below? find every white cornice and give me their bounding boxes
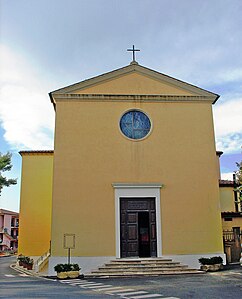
[53,94,215,104]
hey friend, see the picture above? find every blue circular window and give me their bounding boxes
[120,110,151,140]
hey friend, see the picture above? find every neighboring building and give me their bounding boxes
[0,209,19,252]
[19,61,225,275]
[219,178,242,230]
[219,178,242,263]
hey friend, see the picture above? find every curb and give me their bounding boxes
[10,263,57,281]
[10,263,39,276]
[0,254,13,258]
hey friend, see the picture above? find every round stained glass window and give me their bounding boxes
[120,110,151,140]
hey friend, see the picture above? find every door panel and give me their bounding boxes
[120,198,157,258]
[126,214,138,256]
[128,225,137,239]
[150,211,157,257]
[127,213,137,223]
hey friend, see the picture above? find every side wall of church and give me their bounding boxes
[18,153,53,256]
[50,99,223,257]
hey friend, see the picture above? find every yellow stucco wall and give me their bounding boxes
[51,91,223,257]
[18,153,53,256]
[219,187,234,212]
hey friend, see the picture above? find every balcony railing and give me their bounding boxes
[223,229,241,242]
[11,223,19,228]
[223,230,235,242]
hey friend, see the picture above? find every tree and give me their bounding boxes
[234,160,242,211]
[0,152,17,195]
[235,160,242,185]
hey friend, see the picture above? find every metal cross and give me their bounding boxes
[127,45,140,62]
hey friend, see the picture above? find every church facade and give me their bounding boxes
[18,62,224,275]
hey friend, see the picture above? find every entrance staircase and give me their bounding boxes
[85,258,203,278]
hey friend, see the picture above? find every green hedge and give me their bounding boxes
[54,263,80,272]
[198,256,223,265]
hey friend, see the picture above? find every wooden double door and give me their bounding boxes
[120,198,157,258]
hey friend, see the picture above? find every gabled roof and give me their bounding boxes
[19,150,54,156]
[0,208,19,216]
[222,212,242,218]
[49,62,219,108]
[219,180,234,187]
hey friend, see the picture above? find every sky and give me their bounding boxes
[0,0,241,212]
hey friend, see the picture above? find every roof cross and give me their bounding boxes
[127,45,140,62]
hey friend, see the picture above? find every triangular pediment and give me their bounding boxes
[50,63,219,105]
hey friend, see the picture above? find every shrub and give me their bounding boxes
[18,255,33,265]
[199,256,223,265]
[210,256,223,264]
[63,264,72,272]
[17,254,25,262]
[54,264,65,273]
[71,264,80,271]
[24,256,33,265]
[54,263,80,273]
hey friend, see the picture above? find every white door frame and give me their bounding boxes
[112,183,163,258]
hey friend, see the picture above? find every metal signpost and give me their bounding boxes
[63,233,75,264]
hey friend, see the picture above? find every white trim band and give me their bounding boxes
[112,183,163,258]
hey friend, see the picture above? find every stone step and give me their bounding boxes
[99,264,187,270]
[103,262,182,267]
[110,258,173,263]
[97,267,190,273]
[106,261,181,267]
[85,258,202,278]
[85,269,203,278]
[96,266,189,273]
[108,262,178,266]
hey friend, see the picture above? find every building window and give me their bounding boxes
[120,110,151,140]
[224,217,232,221]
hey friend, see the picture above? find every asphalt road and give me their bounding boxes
[0,256,109,298]
[1,256,242,299]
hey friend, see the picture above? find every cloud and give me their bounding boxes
[221,172,234,181]
[0,44,55,150]
[213,98,242,154]
[0,40,241,155]
[217,69,242,84]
